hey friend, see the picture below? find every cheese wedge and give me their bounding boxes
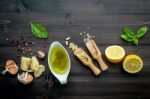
[30,56,39,71]
[21,57,31,71]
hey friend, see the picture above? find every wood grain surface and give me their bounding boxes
[0,0,150,99]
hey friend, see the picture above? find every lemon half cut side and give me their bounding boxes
[123,54,143,74]
[105,45,125,63]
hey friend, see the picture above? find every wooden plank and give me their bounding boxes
[0,0,150,14]
[0,22,150,45]
[0,0,150,99]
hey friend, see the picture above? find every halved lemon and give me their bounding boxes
[105,45,125,63]
[123,54,143,74]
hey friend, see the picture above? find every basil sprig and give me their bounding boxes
[121,26,148,46]
[31,23,48,39]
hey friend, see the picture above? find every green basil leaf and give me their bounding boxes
[31,23,48,39]
[124,28,136,38]
[137,26,148,38]
[121,34,133,41]
[132,39,138,46]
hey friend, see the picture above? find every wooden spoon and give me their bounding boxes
[85,40,108,71]
[73,47,101,76]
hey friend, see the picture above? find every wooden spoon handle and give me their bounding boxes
[88,63,101,76]
[97,56,108,71]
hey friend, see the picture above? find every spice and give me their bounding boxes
[2,60,19,75]
[66,37,71,40]
[17,72,33,85]
[69,43,101,76]
[65,41,68,45]
[83,33,108,71]
[25,43,28,47]
[26,48,32,52]
[5,36,36,56]
[6,38,9,41]
[66,34,101,76]
[65,37,71,46]
[69,43,89,62]
[37,50,45,59]
[80,32,83,35]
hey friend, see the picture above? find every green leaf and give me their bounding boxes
[124,28,136,38]
[31,23,48,39]
[132,39,138,46]
[121,34,133,41]
[137,26,148,38]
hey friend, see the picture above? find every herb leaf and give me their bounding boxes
[124,28,136,38]
[121,26,148,46]
[121,34,133,41]
[133,39,138,46]
[137,26,148,38]
[31,23,48,39]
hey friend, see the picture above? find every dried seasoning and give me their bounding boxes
[69,43,101,76]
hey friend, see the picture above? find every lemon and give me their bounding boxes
[123,54,143,73]
[34,65,45,78]
[105,45,125,63]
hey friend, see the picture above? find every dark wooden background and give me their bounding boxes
[0,0,150,99]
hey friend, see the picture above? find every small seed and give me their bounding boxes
[25,43,28,47]
[31,42,35,45]
[6,38,9,41]
[26,48,32,52]
[66,41,68,45]
[87,34,90,37]
[80,32,83,35]
[66,37,71,40]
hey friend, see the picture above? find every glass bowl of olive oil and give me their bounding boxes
[48,41,71,84]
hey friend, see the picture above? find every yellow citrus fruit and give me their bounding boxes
[105,45,125,63]
[123,54,143,74]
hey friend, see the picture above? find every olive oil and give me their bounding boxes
[50,45,69,74]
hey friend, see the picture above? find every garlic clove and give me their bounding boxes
[17,72,33,85]
[37,50,45,59]
[5,60,19,75]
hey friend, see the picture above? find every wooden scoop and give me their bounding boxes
[73,47,101,76]
[85,40,108,71]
